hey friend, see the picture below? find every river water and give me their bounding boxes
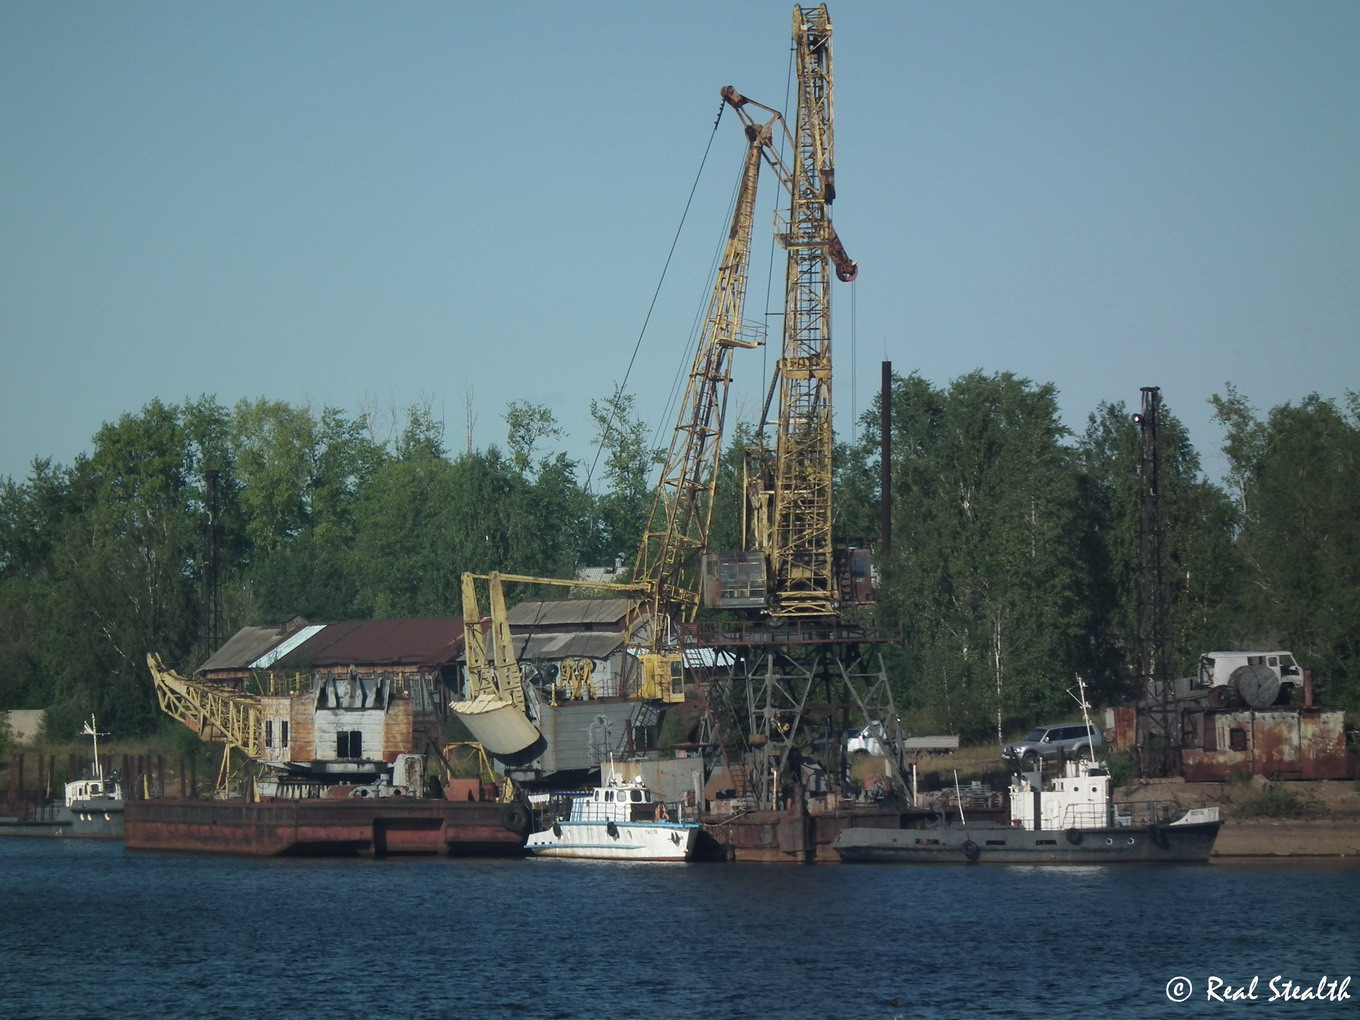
[0,838,1355,1019]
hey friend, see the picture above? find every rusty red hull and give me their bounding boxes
[125,797,529,857]
[702,805,950,863]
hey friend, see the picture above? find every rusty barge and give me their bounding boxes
[124,788,529,857]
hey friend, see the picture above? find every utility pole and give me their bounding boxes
[1134,386,1178,776]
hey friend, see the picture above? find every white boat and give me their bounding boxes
[0,715,124,839]
[525,770,699,861]
[62,716,125,837]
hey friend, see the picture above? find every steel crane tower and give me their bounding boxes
[756,3,853,619]
[682,6,900,818]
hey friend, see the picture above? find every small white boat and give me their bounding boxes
[62,716,125,837]
[525,770,699,861]
[0,715,124,839]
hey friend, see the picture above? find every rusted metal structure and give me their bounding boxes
[1176,655,1354,781]
[123,795,528,857]
[682,616,911,862]
[1179,705,1355,782]
[1133,385,1180,776]
[1115,652,1359,781]
[200,468,223,658]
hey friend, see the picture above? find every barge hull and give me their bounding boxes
[702,805,944,863]
[125,797,529,857]
[833,821,1222,864]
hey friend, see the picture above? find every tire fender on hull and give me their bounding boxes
[499,802,531,835]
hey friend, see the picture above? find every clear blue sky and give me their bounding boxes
[3,1,1357,488]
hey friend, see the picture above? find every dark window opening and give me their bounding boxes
[632,723,657,751]
[337,730,363,759]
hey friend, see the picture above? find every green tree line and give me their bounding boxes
[1,376,1356,742]
[0,392,656,739]
[839,373,1358,739]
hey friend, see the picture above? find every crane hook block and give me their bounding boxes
[830,229,857,282]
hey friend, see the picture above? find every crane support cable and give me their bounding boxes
[585,101,730,494]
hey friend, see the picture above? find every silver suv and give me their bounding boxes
[1002,722,1103,771]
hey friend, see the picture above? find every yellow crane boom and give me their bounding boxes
[632,95,774,625]
[147,651,262,760]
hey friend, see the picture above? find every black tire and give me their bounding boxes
[551,821,562,838]
[1148,823,1168,849]
[1075,745,1092,763]
[499,802,531,834]
[606,821,619,839]
[1066,827,1083,845]
[1020,752,1039,772]
[962,839,980,861]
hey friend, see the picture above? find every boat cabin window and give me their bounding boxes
[631,790,643,803]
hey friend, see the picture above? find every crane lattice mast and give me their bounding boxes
[754,4,854,618]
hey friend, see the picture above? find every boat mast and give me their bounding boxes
[82,715,104,783]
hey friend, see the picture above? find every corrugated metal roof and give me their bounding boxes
[200,617,465,674]
[199,621,312,673]
[514,631,624,660]
[280,617,464,669]
[250,624,327,668]
[506,598,632,629]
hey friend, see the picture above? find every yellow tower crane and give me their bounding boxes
[708,5,857,620]
[749,3,855,619]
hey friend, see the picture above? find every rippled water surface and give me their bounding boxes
[1,839,1356,1018]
